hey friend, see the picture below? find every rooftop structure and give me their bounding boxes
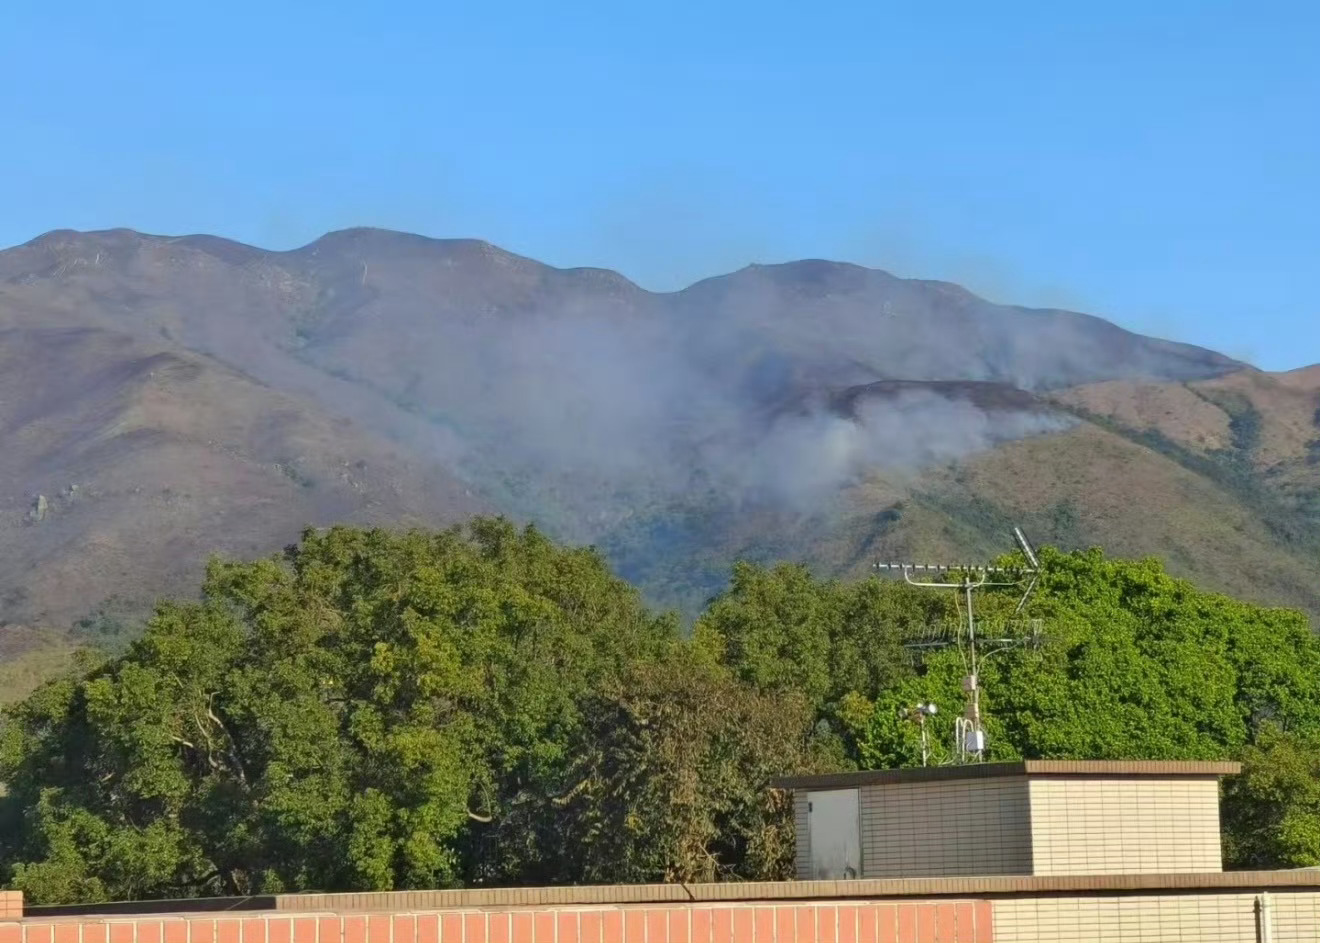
[773,760,1241,881]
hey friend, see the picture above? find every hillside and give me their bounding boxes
[0,226,1317,690]
[0,320,486,635]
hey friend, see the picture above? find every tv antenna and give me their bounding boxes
[875,527,1042,764]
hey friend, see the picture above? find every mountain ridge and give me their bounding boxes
[4,226,1252,375]
[0,225,1315,688]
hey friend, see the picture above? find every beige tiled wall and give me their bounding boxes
[995,890,1320,943]
[858,777,1032,878]
[1269,890,1320,940]
[1028,777,1223,875]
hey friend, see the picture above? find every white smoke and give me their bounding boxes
[729,391,1075,511]
[433,302,1078,534]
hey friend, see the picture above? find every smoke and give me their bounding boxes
[93,226,1185,545]
[425,291,1079,537]
[732,393,1075,511]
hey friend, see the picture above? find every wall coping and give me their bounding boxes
[22,869,1320,919]
[770,760,1241,791]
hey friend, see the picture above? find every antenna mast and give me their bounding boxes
[876,528,1042,764]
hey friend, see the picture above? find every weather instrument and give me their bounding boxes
[876,528,1043,764]
[905,701,939,767]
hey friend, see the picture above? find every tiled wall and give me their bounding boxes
[1027,777,1222,875]
[1269,890,1320,940]
[858,778,1032,878]
[794,790,812,881]
[1,901,995,943]
[994,890,1320,943]
[798,774,1225,881]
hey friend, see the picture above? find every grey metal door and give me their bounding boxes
[808,788,861,879]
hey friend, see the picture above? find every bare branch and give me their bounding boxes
[550,776,594,807]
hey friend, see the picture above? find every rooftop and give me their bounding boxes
[771,759,1241,791]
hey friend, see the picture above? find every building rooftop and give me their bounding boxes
[771,759,1241,791]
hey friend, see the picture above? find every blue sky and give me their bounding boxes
[2,1,1316,369]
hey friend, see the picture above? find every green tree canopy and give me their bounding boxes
[5,530,1320,901]
[0,520,715,901]
[537,648,831,884]
[692,561,936,760]
[1223,726,1320,869]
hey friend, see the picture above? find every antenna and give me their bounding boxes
[1012,527,1041,615]
[876,528,1042,764]
[1013,526,1039,570]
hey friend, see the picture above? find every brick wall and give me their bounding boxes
[3,901,995,943]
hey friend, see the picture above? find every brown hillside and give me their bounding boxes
[1274,365,1320,392]
[0,324,486,635]
[811,420,1320,619]
[1193,370,1320,468]
[1053,368,1320,472]
[938,424,1320,615]
[1049,379,1232,453]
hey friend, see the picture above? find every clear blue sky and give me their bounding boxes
[2,1,1316,369]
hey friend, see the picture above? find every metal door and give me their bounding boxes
[808,788,861,879]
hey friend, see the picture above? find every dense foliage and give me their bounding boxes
[846,549,1320,768]
[2,519,1319,904]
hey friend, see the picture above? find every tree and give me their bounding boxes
[992,548,1320,761]
[10,530,1320,899]
[530,649,831,884]
[694,562,836,705]
[1223,726,1320,869]
[693,562,928,763]
[0,519,682,902]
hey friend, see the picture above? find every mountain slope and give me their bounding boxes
[0,228,1242,524]
[0,321,486,632]
[596,394,1320,622]
[0,225,1314,662]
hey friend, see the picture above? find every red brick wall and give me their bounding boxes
[3,901,994,943]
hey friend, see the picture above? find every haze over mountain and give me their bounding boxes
[2,226,1316,666]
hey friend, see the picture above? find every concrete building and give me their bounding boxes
[773,760,1238,881]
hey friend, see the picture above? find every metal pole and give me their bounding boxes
[965,577,982,762]
[1257,892,1272,943]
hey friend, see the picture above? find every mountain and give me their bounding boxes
[0,317,487,633]
[1,226,1316,687]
